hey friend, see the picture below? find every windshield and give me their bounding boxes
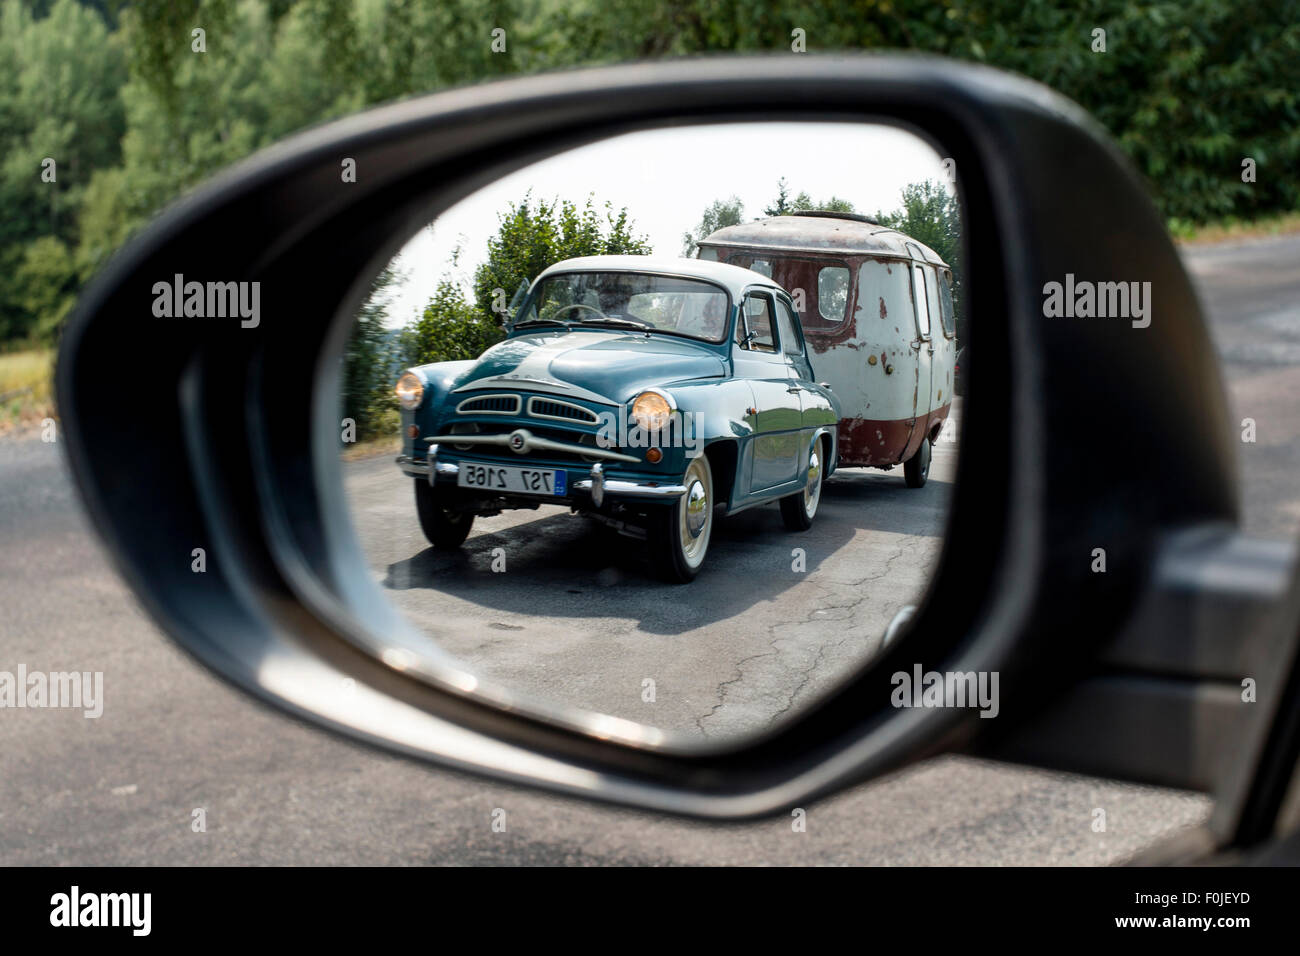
[515,272,731,343]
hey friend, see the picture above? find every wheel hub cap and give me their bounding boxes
[685,479,709,537]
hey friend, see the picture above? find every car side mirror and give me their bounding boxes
[55,54,1300,852]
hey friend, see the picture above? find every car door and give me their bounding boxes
[772,292,828,434]
[734,290,802,492]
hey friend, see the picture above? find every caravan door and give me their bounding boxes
[905,245,935,459]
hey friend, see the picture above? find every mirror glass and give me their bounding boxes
[339,121,963,744]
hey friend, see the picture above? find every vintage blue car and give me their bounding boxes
[394,256,840,581]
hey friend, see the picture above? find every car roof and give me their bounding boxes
[698,214,949,266]
[534,255,782,297]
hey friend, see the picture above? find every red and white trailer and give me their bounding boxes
[698,211,957,486]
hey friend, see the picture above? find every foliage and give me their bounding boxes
[0,347,55,431]
[407,279,504,370]
[682,196,744,256]
[395,193,649,430]
[472,194,651,324]
[340,265,405,442]
[765,177,855,216]
[0,0,125,342]
[3,0,1298,355]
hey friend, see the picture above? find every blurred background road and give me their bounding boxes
[1,233,1296,865]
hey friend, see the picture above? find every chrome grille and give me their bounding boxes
[527,397,599,424]
[456,393,520,415]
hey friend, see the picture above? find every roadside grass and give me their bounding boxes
[0,348,56,436]
[1170,210,1300,245]
[340,433,401,461]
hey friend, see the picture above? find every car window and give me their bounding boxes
[748,258,772,278]
[938,270,956,337]
[520,272,730,343]
[739,293,778,352]
[817,265,850,323]
[774,298,804,358]
[911,263,932,339]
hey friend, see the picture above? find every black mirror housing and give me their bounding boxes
[60,55,1285,830]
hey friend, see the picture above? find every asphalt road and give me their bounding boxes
[2,233,1296,865]
[345,416,957,741]
[1182,233,1300,538]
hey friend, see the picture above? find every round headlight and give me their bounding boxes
[395,371,424,410]
[631,390,673,431]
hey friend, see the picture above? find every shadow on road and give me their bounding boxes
[381,470,952,634]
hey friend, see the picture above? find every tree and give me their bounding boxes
[407,279,503,370]
[0,0,125,343]
[471,193,651,323]
[765,179,855,217]
[789,191,856,214]
[682,196,744,256]
[763,178,791,217]
[340,265,405,442]
[403,194,650,373]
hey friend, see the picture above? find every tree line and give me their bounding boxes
[3,0,1295,355]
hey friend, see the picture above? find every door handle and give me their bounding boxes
[786,386,801,394]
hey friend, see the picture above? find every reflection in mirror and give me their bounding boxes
[339,122,963,744]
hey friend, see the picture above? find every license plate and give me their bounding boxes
[457,461,567,496]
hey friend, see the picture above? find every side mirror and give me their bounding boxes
[56,55,1300,854]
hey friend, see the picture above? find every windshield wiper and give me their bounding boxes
[513,318,572,330]
[575,316,652,331]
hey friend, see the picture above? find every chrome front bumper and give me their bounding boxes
[400,447,687,502]
[573,461,687,506]
[395,454,429,477]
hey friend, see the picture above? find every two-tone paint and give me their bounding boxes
[395,256,840,577]
[697,212,957,472]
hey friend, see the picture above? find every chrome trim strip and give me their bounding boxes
[633,386,678,411]
[395,454,429,476]
[424,429,640,464]
[455,393,521,415]
[453,374,612,405]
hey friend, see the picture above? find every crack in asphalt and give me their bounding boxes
[694,539,914,735]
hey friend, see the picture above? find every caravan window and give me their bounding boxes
[729,256,851,333]
[911,264,932,339]
[938,270,956,337]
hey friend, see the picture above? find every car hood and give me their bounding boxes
[453,331,727,403]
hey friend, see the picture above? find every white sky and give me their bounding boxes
[384,122,948,327]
